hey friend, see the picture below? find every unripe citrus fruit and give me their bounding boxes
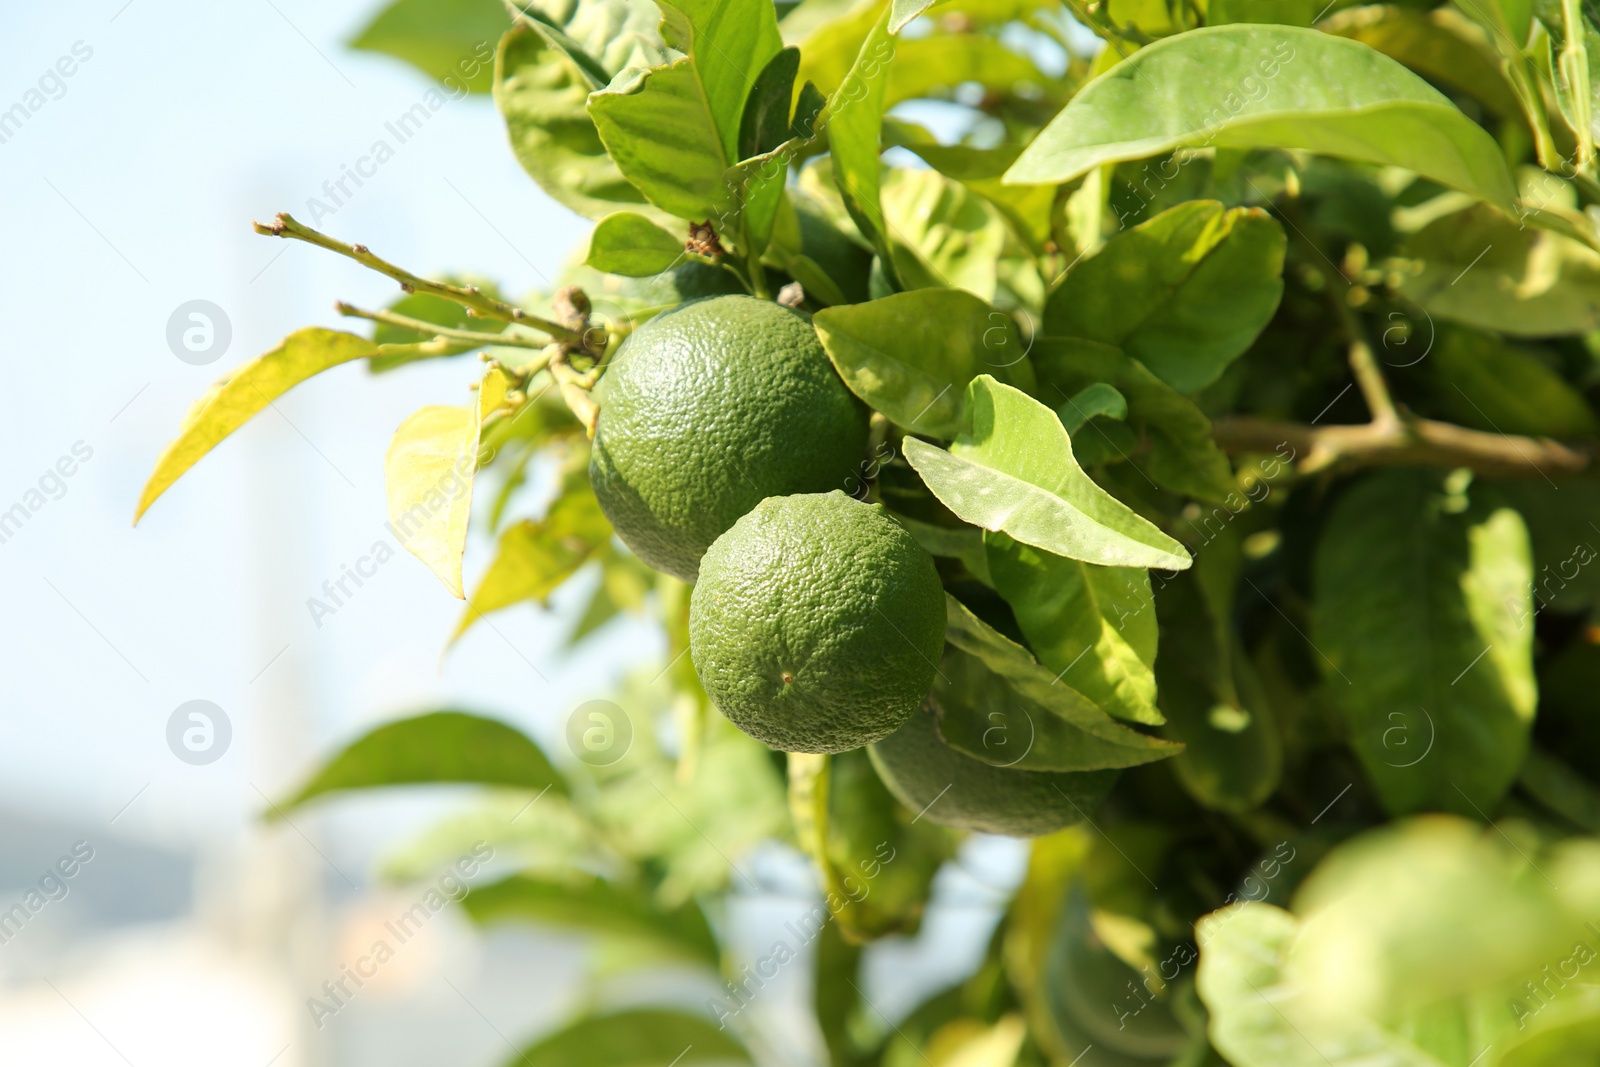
[589,295,869,581]
[689,491,946,753]
[869,696,1119,837]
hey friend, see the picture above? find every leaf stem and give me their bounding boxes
[373,337,481,359]
[253,213,587,346]
[335,302,550,350]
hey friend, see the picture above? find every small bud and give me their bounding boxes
[686,220,725,257]
[352,243,369,254]
[466,285,481,295]
[465,308,478,317]
[400,282,415,293]
[512,308,526,319]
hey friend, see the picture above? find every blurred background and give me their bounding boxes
[0,3,1020,1063]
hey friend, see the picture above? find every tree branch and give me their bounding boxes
[254,213,586,346]
[1210,414,1595,480]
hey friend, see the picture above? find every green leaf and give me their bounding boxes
[1033,336,1237,503]
[566,547,654,646]
[463,873,719,964]
[1398,202,1600,337]
[589,59,733,222]
[889,0,937,32]
[724,135,803,258]
[793,0,882,100]
[884,121,1018,179]
[814,289,1035,438]
[940,596,1183,771]
[788,750,955,941]
[1320,5,1524,120]
[819,7,901,281]
[1421,326,1599,438]
[518,0,674,79]
[1550,1,1598,168]
[655,0,784,162]
[1154,528,1282,813]
[1207,0,1316,24]
[813,922,864,1067]
[1484,480,1600,614]
[902,376,1193,571]
[1044,200,1285,395]
[347,0,505,92]
[1054,383,1127,433]
[585,212,687,276]
[454,486,612,641]
[889,512,992,584]
[987,533,1163,727]
[1519,746,1600,833]
[499,1010,752,1067]
[886,34,1042,106]
[1197,820,1600,1067]
[274,710,568,816]
[593,726,788,904]
[1456,0,1534,53]
[1198,902,1439,1067]
[739,46,800,158]
[879,169,1010,301]
[135,328,376,523]
[883,123,1054,250]
[1034,870,1195,1061]
[494,22,656,221]
[1313,471,1536,816]
[1005,24,1518,210]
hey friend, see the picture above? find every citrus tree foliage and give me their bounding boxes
[137,0,1600,1064]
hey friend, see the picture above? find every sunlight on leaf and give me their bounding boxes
[1006,24,1517,210]
[904,376,1193,571]
[273,710,568,816]
[135,328,376,523]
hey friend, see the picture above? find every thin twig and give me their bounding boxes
[1313,243,1401,430]
[1345,336,1400,429]
[253,212,586,345]
[335,301,549,350]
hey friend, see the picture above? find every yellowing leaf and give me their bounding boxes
[926,1015,1027,1067]
[386,406,477,597]
[452,487,612,641]
[384,366,512,598]
[134,328,376,522]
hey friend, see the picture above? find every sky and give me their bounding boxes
[0,0,614,854]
